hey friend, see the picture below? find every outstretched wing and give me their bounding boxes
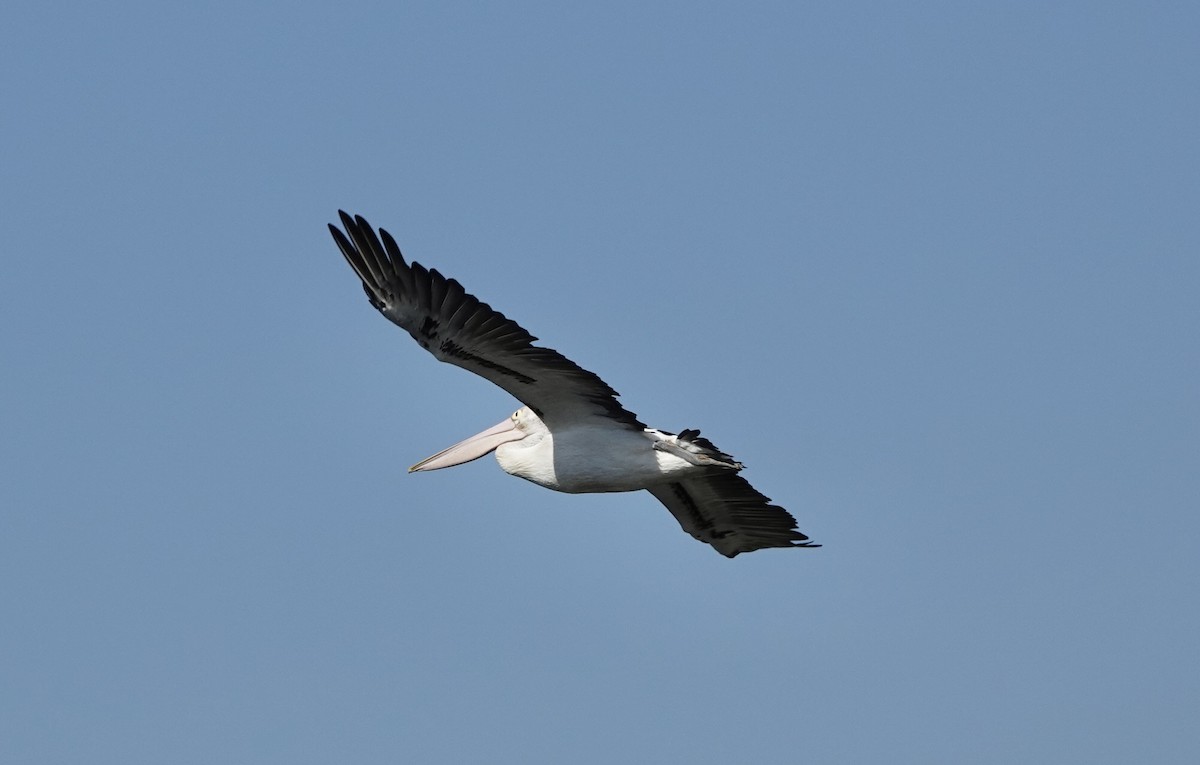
[647,472,819,557]
[330,212,644,431]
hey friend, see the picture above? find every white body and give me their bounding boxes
[497,425,697,494]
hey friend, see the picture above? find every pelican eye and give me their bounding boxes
[512,410,520,421]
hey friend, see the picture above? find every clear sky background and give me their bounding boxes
[2,2,1197,763]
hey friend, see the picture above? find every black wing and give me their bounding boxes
[330,212,644,431]
[647,472,819,557]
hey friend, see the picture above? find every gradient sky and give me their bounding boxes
[3,2,1198,763]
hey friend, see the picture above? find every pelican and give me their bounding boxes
[329,212,819,557]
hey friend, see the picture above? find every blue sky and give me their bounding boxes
[2,2,1197,762]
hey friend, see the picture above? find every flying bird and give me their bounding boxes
[329,212,818,557]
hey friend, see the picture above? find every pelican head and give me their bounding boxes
[409,406,541,472]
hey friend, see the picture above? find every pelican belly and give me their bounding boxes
[496,426,698,493]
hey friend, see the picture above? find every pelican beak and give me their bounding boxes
[409,417,525,472]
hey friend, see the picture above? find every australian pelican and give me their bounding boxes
[329,212,819,557]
